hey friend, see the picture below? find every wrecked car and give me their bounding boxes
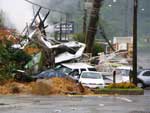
[32,69,67,80]
[55,62,97,81]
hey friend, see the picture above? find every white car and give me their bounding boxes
[79,71,105,88]
[55,63,96,81]
[137,70,150,88]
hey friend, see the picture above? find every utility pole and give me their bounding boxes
[83,0,87,37]
[83,9,87,35]
[85,0,103,54]
[65,13,69,40]
[59,17,62,41]
[133,0,138,85]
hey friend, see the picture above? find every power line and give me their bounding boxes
[24,0,86,16]
[24,0,67,15]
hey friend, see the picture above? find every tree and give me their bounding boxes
[85,0,104,54]
[31,30,55,69]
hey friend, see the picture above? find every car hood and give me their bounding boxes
[79,78,104,84]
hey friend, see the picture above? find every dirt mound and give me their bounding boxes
[0,81,32,95]
[31,77,93,95]
[0,78,93,95]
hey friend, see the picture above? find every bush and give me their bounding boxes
[107,82,136,89]
[0,39,31,83]
[93,42,104,56]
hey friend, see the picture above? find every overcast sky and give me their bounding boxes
[0,0,33,32]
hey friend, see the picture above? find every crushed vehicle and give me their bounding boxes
[55,62,97,81]
[32,69,67,80]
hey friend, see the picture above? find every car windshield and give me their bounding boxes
[137,70,142,75]
[88,68,97,71]
[81,72,101,79]
[55,65,72,74]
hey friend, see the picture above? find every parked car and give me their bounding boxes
[137,70,150,88]
[55,63,97,81]
[79,71,105,88]
[32,69,66,80]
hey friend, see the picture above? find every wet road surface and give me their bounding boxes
[0,90,150,113]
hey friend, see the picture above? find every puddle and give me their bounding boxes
[0,103,9,106]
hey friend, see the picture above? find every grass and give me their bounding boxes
[93,87,144,95]
[98,87,143,91]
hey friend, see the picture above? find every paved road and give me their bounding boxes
[0,90,150,113]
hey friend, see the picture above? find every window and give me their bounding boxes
[143,71,150,76]
[81,72,101,79]
[88,68,96,71]
[39,72,49,78]
[70,69,79,76]
[81,69,86,72]
[56,66,72,74]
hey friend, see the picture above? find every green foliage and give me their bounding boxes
[73,33,85,43]
[12,50,31,65]
[107,83,136,89]
[0,39,31,83]
[93,42,104,56]
[73,33,104,56]
[20,35,28,40]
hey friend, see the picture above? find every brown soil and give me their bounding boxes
[0,78,93,95]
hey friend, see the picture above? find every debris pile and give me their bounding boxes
[0,78,93,95]
[31,77,93,95]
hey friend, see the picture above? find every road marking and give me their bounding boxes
[116,97,133,103]
[99,104,104,107]
[0,103,32,108]
[54,109,62,113]
[71,107,76,110]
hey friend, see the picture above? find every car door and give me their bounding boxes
[141,70,150,85]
